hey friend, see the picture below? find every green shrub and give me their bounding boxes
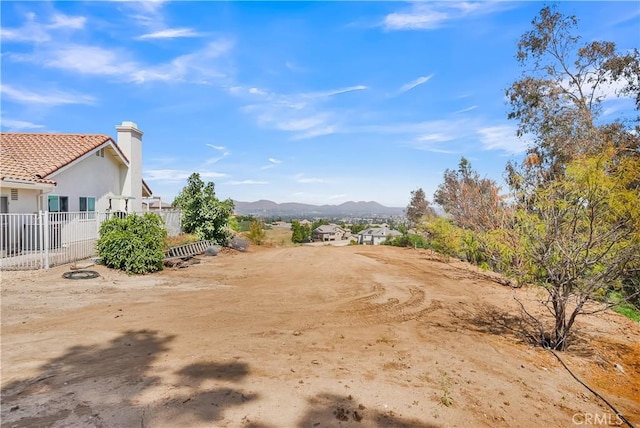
[613,304,640,322]
[384,233,429,249]
[246,219,266,245]
[425,218,465,258]
[97,213,167,274]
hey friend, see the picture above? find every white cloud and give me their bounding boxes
[249,87,268,96]
[275,115,328,132]
[204,144,230,164]
[48,13,86,30]
[0,12,86,43]
[456,105,478,113]
[382,2,512,31]
[145,169,227,182]
[0,119,45,130]
[399,75,434,93]
[477,126,529,155]
[0,84,96,106]
[261,157,282,170]
[295,174,326,184]
[138,27,203,40]
[304,85,367,98]
[231,84,365,139]
[384,9,448,31]
[40,44,138,76]
[417,133,455,143]
[9,39,233,84]
[291,126,337,140]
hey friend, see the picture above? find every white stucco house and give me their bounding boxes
[0,121,151,214]
[358,227,402,245]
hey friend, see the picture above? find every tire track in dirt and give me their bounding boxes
[338,283,443,324]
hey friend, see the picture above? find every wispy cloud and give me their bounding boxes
[382,2,512,31]
[399,75,434,93]
[0,12,86,43]
[477,125,529,155]
[204,144,230,164]
[456,105,478,113]
[261,157,282,170]
[0,118,45,131]
[304,85,368,98]
[295,174,326,184]
[138,27,204,40]
[231,84,365,139]
[145,169,227,182]
[8,39,233,84]
[48,13,86,30]
[285,61,306,73]
[1,84,96,106]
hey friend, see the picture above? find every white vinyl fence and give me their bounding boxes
[0,210,182,270]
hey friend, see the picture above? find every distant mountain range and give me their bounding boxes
[233,200,405,217]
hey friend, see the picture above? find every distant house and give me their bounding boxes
[358,227,402,245]
[0,121,151,214]
[312,224,348,242]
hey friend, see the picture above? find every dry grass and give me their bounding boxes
[263,227,294,247]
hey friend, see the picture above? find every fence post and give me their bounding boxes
[43,211,50,269]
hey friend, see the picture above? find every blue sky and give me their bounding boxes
[2,1,638,207]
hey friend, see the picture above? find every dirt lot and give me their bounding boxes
[1,244,639,427]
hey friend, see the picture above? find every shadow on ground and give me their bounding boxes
[2,331,443,427]
[452,304,596,356]
[0,330,258,427]
[297,392,439,428]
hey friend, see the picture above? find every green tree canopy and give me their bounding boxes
[172,173,235,244]
[291,220,312,243]
[510,147,640,350]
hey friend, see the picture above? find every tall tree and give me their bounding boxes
[506,5,639,196]
[291,220,312,243]
[511,148,640,350]
[433,158,503,233]
[504,6,640,350]
[173,173,235,244]
[406,188,435,227]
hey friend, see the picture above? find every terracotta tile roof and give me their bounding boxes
[1,133,114,185]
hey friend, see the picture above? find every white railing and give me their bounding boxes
[0,210,182,271]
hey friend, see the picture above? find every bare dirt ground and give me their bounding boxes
[1,243,639,427]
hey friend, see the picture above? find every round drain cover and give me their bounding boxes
[62,270,100,280]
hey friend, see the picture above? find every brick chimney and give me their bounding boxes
[115,121,143,212]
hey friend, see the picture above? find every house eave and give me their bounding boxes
[0,178,56,191]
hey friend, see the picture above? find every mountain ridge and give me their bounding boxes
[233,199,405,217]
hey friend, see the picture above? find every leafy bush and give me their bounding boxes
[613,304,640,322]
[246,219,266,245]
[172,173,234,244]
[291,220,312,243]
[97,213,167,274]
[425,218,465,258]
[384,233,429,249]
